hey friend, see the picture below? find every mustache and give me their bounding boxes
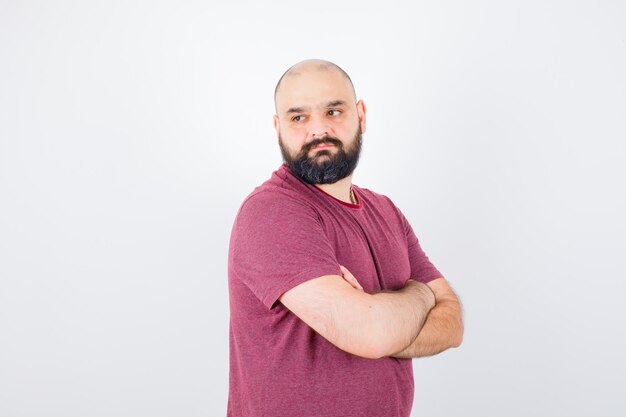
[301,137,344,154]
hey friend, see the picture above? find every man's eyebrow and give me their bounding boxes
[286,100,347,114]
[286,106,308,114]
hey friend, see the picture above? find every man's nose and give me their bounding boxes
[307,115,331,141]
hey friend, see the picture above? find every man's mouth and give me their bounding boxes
[312,143,335,151]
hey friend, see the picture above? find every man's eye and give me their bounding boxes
[292,115,304,122]
[328,110,342,116]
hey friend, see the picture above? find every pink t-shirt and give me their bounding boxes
[227,164,443,417]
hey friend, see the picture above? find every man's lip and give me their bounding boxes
[312,143,335,150]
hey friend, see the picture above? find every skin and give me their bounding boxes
[274,59,463,358]
[273,59,366,203]
[340,265,463,358]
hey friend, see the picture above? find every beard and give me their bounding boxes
[279,126,362,185]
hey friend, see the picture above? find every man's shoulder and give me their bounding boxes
[241,185,306,211]
[236,165,316,218]
[353,184,398,209]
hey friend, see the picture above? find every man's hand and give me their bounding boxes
[338,265,364,291]
[278,267,436,359]
[338,265,461,359]
[339,265,435,306]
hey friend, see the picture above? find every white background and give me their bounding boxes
[1,1,625,416]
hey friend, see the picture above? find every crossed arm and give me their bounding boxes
[388,276,463,358]
[278,266,463,360]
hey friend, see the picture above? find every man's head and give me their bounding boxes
[273,59,367,184]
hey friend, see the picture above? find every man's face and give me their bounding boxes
[278,125,363,184]
[273,68,366,184]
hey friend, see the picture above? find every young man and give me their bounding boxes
[227,59,463,417]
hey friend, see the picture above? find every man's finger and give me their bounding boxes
[339,264,364,291]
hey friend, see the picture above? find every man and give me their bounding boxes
[227,59,463,417]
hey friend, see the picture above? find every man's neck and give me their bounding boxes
[314,175,354,204]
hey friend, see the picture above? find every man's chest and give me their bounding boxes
[316,205,411,292]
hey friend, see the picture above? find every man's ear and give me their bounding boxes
[356,99,367,134]
[273,114,280,141]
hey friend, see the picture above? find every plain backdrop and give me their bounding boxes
[1,1,625,416]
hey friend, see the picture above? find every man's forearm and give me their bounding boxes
[390,293,463,359]
[282,274,436,360]
[338,280,435,359]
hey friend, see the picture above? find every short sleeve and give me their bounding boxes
[398,208,444,284]
[229,191,343,310]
